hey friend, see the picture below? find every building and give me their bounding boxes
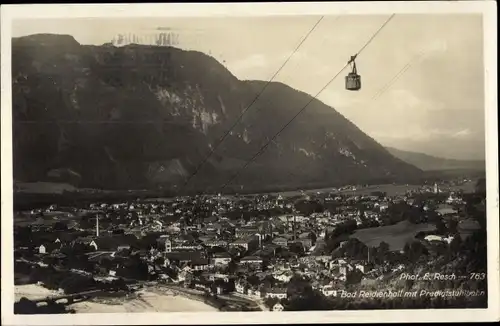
[230,236,259,252]
[339,263,355,276]
[235,281,247,294]
[296,238,313,250]
[355,262,371,274]
[272,303,284,312]
[230,238,251,251]
[212,252,232,265]
[436,204,458,216]
[377,201,389,211]
[203,239,228,248]
[207,273,231,282]
[273,271,293,283]
[165,251,204,265]
[247,288,262,298]
[321,285,338,297]
[191,258,212,271]
[172,242,203,251]
[235,227,260,238]
[240,256,263,265]
[87,234,138,251]
[265,288,288,300]
[272,237,288,247]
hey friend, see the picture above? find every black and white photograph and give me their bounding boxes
[1,2,498,325]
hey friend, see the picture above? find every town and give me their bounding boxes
[14,178,487,313]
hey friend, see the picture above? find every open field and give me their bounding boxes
[14,211,80,227]
[350,220,437,252]
[69,289,218,313]
[15,182,79,194]
[13,177,480,210]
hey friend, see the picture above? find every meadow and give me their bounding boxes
[350,220,437,252]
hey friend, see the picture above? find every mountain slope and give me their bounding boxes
[11,34,423,193]
[385,147,485,171]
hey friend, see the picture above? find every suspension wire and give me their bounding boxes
[219,14,396,191]
[288,48,427,180]
[180,15,327,191]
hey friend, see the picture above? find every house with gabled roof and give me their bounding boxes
[211,252,232,265]
[79,233,138,251]
[272,303,284,312]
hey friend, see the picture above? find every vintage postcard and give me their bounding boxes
[1,1,499,325]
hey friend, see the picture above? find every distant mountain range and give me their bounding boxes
[385,147,485,172]
[11,34,424,194]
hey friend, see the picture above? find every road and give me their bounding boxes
[229,292,269,311]
[156,284,265,311]
[17,258,266,311]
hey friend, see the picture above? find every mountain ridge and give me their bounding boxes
[11,33,423,194]
[385,146,485,172]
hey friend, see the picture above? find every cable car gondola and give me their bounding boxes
[345,55,361,91]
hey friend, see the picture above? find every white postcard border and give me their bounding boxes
[1,1,498,324]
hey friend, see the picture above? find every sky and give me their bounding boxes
[12,14,485,160]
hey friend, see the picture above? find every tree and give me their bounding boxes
[309,232,317,245]
[121,254,149,280]
[345,268,363,285]
[15,226,33,246]
[288,242,304,256]
[449,236,462,255]
[448,219,459,235]
[284,290,331,311]
[341,238,368,260]
[435,218,447,235]
[246,275,260,287]
[52,222,68,232]
[403,240,428,263]
[15,297,38,314]
[154,257,165,266]
[475,178,486,195]
[227,259,238,274]
[294,200,324,215]
[209,246,226,254]
[287,275,312,298]
[373,241,390,263]
[262,275,276,288]
[107,278,127,291]
[264,297,280,310]
[59,275,96,294]
[378,241,390,255]
[371,191,386,198]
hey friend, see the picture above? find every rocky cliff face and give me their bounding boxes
[12,34,422,193]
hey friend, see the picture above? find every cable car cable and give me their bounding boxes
[179,15,326,191]
[218,14,396,191]
[371,49,426,101]
[286,49,427,181]
[356,14,396,57]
